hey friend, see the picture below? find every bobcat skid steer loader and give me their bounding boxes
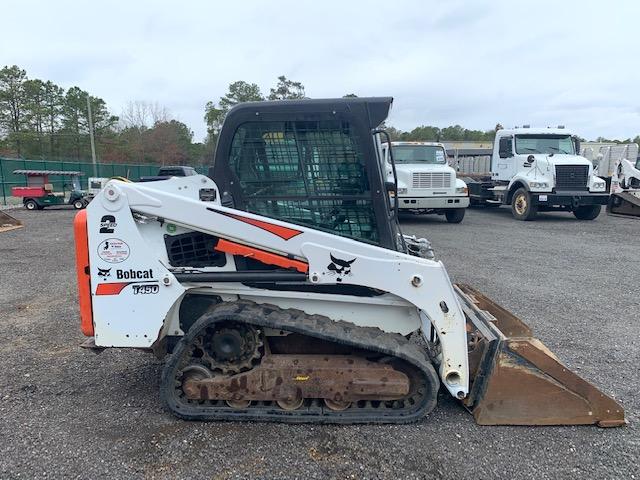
[74,98,625,426]
[608,157,640,218]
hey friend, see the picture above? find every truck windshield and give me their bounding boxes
[515,135,575,155]
[391,145,447,164]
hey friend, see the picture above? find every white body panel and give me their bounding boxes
[85,175,470,398]
[382,142,468,212]
[168,288,421,336]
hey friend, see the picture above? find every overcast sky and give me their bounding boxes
[2,0,639,141]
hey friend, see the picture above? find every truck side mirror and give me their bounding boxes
[574,137,581,155]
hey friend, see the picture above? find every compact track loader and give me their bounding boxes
[74,98,624,426]
[608,157,640,218]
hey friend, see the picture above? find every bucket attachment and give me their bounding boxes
[455,284,625,427]
[607,191,640,218]
[0,210,23,233]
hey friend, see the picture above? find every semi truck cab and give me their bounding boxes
[382,142,469,223]
[468,127,608,220]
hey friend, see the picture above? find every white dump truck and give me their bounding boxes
[464,127,609,220]
[381,142,469,223]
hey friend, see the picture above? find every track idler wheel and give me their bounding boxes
[277,395,304,411]
[324,398,351,411]
[226,399,251,409]
[180,364,213,396]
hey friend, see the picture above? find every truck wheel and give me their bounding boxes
[445,208,465,223]
[511,188,537,221]
[573,205,601,220]
[24,199,38,211]
[73,200,85,210]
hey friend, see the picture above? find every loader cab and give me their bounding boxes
[211,97,402,251]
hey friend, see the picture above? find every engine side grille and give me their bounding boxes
[555,165,589,191]
[164,232,226,268]
[411,172,451,189]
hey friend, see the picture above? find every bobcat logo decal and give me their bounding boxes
[97,267,111,279]
[327,254,356,282]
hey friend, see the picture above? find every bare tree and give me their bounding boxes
[149,101,170,125]
[121,100,170,129]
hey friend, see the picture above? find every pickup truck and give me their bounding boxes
[138,166,198,183]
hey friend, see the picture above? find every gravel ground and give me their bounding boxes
[0,206,638,479]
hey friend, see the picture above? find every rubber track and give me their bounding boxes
[161,300,440,424]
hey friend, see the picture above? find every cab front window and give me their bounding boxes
[391,145,447,164]
[515,135,575,155]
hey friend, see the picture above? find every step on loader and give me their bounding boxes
[74,97,625,426]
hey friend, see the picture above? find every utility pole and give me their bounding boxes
[86,96,98,177]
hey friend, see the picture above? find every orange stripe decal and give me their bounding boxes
[215,239,309,273]
[96,282,130,296]
[74,210,94,336]
[212,210,303,240]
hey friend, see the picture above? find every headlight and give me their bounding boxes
[455,186,468,194]
[529,182,549,189]
[397,187,408,195]
[592,181,606,191]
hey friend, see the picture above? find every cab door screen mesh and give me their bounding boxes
[229,120,379,244]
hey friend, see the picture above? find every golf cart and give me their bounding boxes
[11,170,89,210]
